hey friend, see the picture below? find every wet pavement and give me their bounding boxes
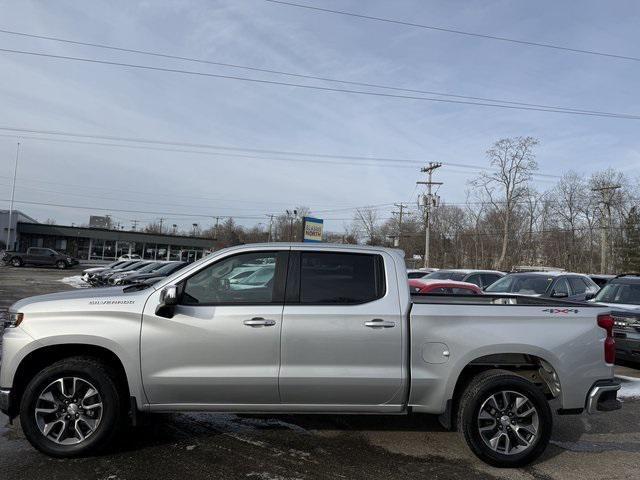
[2,264,640,480]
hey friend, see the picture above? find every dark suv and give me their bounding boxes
[485,271,600,301]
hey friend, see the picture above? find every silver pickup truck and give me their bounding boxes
[0,243,621,467]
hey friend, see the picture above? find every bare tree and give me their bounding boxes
[471,137,539,270]
[354,207,381,245]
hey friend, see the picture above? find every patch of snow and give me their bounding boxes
[616,375,640,399]
[59,275,91,289]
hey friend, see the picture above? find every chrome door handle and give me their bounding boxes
[364,319,396,328]
[243,318,276,327]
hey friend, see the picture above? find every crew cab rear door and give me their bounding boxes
[140,249,288,407]
[279,249,404,408]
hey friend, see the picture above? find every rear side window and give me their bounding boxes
[298,252,385,304]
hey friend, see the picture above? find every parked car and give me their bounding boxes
[409,279,482,295]
[486,271,600,302]
[2,247,78,269]
[422,269,504,289]
[91,260,153,286]
[118,254,141,261]
[108,261,168,285]
[1,243,620,467]
[119,261,188,286]
[81,260,130,282]
[406,268,438,279]
[591,274,640,311]
[589,275,640,364]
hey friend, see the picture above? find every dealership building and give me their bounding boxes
[1,210,215,262]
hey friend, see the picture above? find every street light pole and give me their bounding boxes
[6,142,20,250]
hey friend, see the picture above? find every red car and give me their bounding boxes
[409,279,483,295]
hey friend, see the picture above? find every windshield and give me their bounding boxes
[424,271,467,281]
[594,282,640,305]
[485,275,553,295]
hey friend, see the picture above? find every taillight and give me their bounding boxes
[597,314,615,364]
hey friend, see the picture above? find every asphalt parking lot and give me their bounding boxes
[2,264,640,480]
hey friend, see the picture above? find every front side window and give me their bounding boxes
[465,274,482,287]
[182,251,279,305]
[552,278,570,296]
[298,252,384,304]
[568,277,587,295]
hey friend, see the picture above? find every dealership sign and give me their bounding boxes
[302,217,323,243]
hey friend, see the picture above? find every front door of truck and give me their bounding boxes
[279,250,404,408]
[140,249,288,407]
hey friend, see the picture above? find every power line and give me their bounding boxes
[0,28,634,118]
[0,128,561,179]
[265,0,640,63]
[0,47,638,121]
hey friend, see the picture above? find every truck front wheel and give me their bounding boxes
[55,260,67,269]
[20,357,124,457]
[11,257,22,267]
[457,369,552,468]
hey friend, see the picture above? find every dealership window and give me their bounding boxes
[90,239,104,260]
[54,238,67,251]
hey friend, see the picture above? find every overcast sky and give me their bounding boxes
[1,0,639,233]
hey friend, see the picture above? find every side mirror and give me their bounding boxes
[156,285,179,318]
[551,291,568,298]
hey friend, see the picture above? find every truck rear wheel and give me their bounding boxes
[20,356,124,457]
[457,369,552,468]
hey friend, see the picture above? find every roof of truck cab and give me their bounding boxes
[221,242,404,255]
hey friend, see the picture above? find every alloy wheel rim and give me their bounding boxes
[477,390,539,455]
[34,377,103,445]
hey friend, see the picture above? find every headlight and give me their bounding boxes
[4,312,24,328]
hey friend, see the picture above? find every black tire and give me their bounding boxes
[55,260,67,270]
[11,257,22,267]
[457,369,552,468]
[20,356,125,457]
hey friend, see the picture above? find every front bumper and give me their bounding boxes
[586,380,621,414]
[0,388,10,416]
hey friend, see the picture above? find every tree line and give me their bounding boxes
[139,136,639,274]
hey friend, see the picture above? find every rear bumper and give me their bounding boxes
[0,388,11,416]
[586,380,621,414]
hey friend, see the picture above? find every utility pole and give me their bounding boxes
[417,162,443,269]
[592,184,621,274]
[391,203,407,248]
[265,214,275,242]
[158,217,165,233]
[6,141,20,250]
[131,219,139,231]
[286,210,298,242]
